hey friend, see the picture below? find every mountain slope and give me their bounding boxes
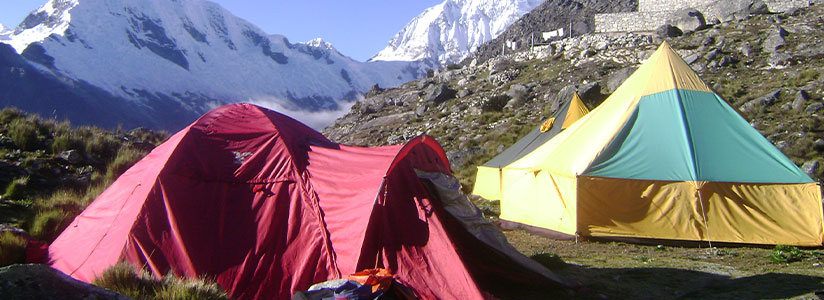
[370,0,543,68]
[4,0,423,130]
[468,0,636,64]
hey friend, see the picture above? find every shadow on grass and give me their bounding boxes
[555,264,824,299]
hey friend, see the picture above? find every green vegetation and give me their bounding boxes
[0,107,169,248]
[94,262,228,300]
[0,232,27,267]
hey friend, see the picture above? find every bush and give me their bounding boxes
[0,107,26,124]
[51,131,86,155]
[85,133,120,162]
[8,118,41,151]
[4,177,29,199]
[105,147,148,182]
[28,209,72,242]
[0,231,27,267]
[94,262,229,300]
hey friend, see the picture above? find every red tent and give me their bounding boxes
[48,103,567,299]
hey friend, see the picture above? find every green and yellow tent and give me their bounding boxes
[473,92,589,200]
[500,42,824,246]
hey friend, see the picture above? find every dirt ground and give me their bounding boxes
[504,230,824,300]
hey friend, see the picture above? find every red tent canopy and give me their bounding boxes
[48,103,566,299]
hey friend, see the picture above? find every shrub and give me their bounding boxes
[51,131,86,154]
[85,133,120,162]
[0,107,26,124]
[0,231,27,267]
[94,262,229,300]
[28,209,72,242]
[105,147,148,182]
[93,262,158,298]
[4,176,29,199]
[8,118,41,151]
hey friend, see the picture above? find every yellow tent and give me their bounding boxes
[500,42,824,246]
[473,93,589,200]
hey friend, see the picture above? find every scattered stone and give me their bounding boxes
[446,146,483,169]
[705,49,721,61]
[415,105,428,117]
[793,91,810,110]
[805,102,824,113]
[762,26,788,53]
[719,55,734,67]
[58,150,81,165]
[457,89,473,98]
[416,79,432,90]
[683,53,700,65]
[365,84,383,97]
[814,139,824,152]
[758,89,782,106]
[739,44,754,58]
[775,141,789,150]
[802,160,819,177]
[423,84,457,104]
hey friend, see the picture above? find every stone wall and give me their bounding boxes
[595,0,815,33]
[594,11,675,33]
[638,0,716,12]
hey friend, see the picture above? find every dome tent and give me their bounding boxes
[47,103,567,299]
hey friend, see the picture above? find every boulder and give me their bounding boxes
[655,24,682,38]
[416,79,433,90]
[457,89,473,98]
[793,91,810,110]
[711,0,769,22]
[805,102,824,113]
[578,82,604,104]
[365,84,383,98]
[683,53,701,65]
[802,160,820,177]
[59,150,81,165]
[758,89,782,106]
[446,147,483,169]
[739,44,755,58]
[415,104,428,117]
[506,84,530,101]
[0,264,130,300]
[607,67,637,93]
[423,84,457,104]
[668,8,706,34]
[762,26,788,53]
[814,139,824,152]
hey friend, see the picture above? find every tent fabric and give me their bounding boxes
[472,93,589,200]
[47,103,565,300]
[499,42,824,245]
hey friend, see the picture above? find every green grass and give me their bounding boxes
[0,231,27,267]
[94,262,229,300]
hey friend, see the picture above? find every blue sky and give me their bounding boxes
[0,0,442,61]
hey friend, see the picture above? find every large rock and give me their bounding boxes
[578,82,606,105]
[58,150,82,165]
[655,24,682,38]
[710,0,769,22]
[762,26,788,53]
[446,146,483,169]
[0,264,129,299]
[607,67,637,93]
[506,84,531,101]
[423,84,457,104]
[802,160,820,177]
[668,8,706,34]
[792,91,810,111]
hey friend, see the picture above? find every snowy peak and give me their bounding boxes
[2,0,423,130]
[371,0,542,66]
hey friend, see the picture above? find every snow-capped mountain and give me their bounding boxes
[0,24,10,39]
[3,0,423,130]
[371,0,543,67]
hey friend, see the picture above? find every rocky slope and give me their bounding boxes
[324,3,824,192]
[467,0,637,64]
[370,0,543,69]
